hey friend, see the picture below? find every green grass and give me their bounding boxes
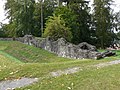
[0,41,120,90]
[27,64,120,90]
[1,41,74,63]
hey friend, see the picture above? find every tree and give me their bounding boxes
[93,0,114,48]
[114,11,120,31]
[43,15,72,41]
[0,23,7,37]
[54,6,78,43]
[33,0,58,37]
[68,0,92,44]
[5,0,35,37]
[54,0,93,44]
[114,11,120,43]
[16,0,35,36]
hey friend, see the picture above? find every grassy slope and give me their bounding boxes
[1,41,68,63]
[1,41,120,63]
[0,41,120,90]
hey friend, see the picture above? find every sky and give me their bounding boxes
[0,0,8,24]
[0,0,120,24]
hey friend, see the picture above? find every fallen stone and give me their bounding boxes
[101,51,116,57]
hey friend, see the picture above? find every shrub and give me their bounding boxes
[43,15,72,41]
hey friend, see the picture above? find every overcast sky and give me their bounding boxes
[0,0,120,24]
[0,0,8,24]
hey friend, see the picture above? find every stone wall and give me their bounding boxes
[37,37,101,59]
[0,35,115,59]
[0,38,14,41]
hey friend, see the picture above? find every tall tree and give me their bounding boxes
[33,0,58,37]
[54,6,78,43]
[68,0,92,44]
[93,0,114,48]
[54,0,93,44]
[114,11,120,31]
[16,0,35,36]
[5,0,35,37]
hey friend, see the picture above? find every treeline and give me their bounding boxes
[0,0,120,48]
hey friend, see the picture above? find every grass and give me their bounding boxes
[29,64,120,90]
[1,41,73,63]
[0,41,120,90]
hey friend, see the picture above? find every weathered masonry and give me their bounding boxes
[0,35,115,59]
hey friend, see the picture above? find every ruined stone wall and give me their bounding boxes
[0,38,14,41]
[0,35,115,59]
[37,37,101,59]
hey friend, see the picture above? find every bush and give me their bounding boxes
[43,15,72,41]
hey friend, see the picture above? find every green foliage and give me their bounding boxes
[5,0,35,37]
[5,23,17,37]
[93,0,114,48]
[3,0,118,48]
[43,15,72,41]
[16,0,35,36]
[65,0,92,44]
[33,2,42,37]
[33,0,58,37]
[0,23,6,37]
[114,11,120,32]
[0,30,6,37]
[0,23,16,37]
[54,6,78,43]
[54,2,93,44]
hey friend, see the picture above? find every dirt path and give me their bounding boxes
[1,60,120,89]
[94,60,120,68]
[50,67,82,77]
[0,78,38,90]
[50,60,120,77]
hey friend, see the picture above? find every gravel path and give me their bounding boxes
[0,78,38,90]
[50,67,82,77]
[0,67,81,90]
[94,60,120,68]
[50,60,120,77]
[1,60,120,90]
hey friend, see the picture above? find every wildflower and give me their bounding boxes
[71,83,74,86]
[10,72,14,75]
[61,84,64,86]
[67,87,71,90]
